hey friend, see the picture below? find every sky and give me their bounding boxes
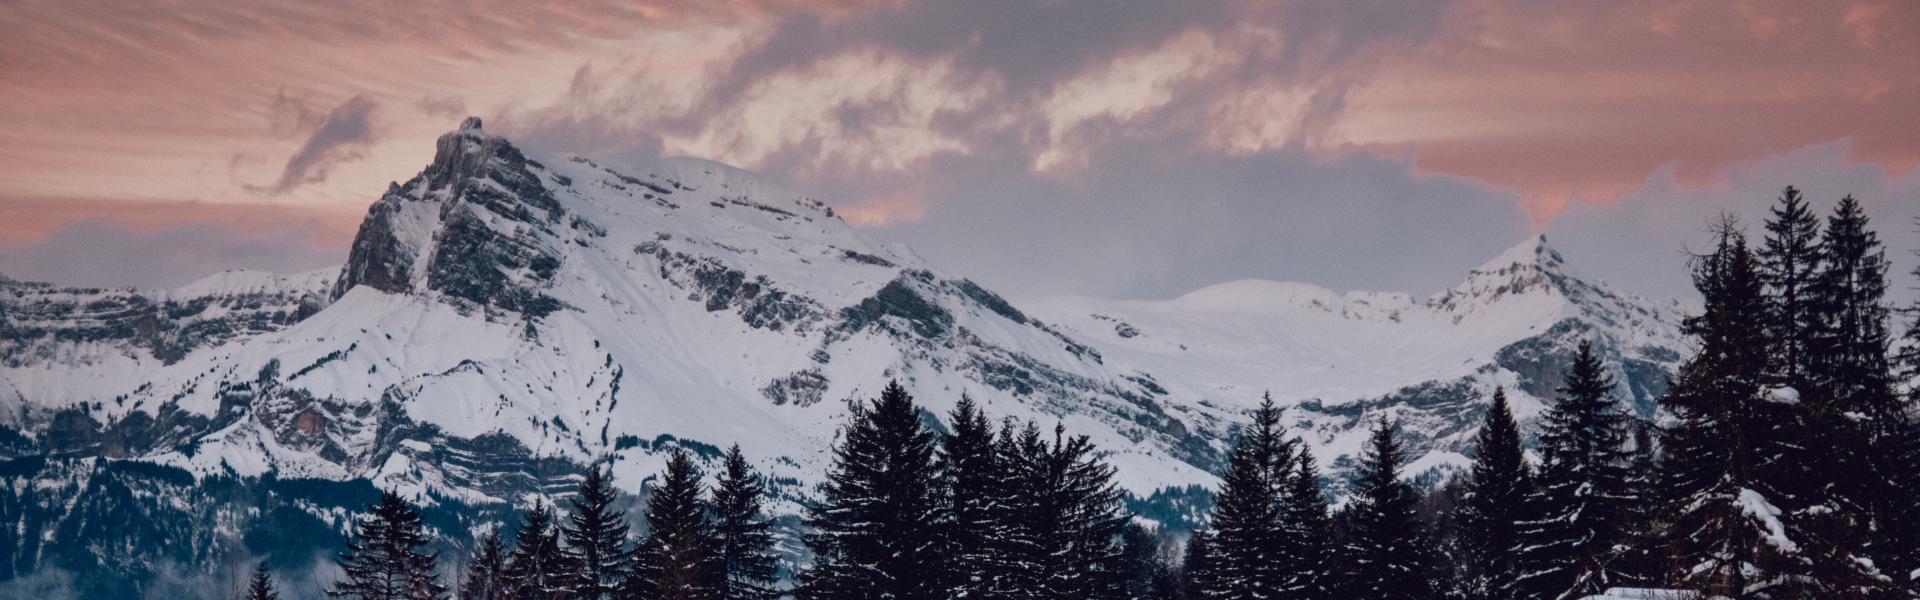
[0,0,1916,304]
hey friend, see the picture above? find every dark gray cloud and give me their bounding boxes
[253,95,379,194]
[0,220,346,289]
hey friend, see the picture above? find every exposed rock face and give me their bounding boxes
[0,120,1693,592]
[334,117,566,316]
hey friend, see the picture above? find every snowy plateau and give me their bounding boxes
[0,118,1689,580]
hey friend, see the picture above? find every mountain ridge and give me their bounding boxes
[0,118,1691,589]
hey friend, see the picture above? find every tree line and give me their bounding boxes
[270,187,1920,600]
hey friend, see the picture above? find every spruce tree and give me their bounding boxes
[622,448,715,600]
[503,500,576,600]
[1342,415,1437,600]
[1454,387,1530,600]
[1657,223,1868,597]
[1883,219,1920,586]
[1801,196,1906,594]
[711,445,779,600]
[563,465,630,599]
[329,491,447,600]
[1510,341,1633,599]
[459,530,507,600]
[245,561,280,600]
[1280,446,1334,598]
[1179,531,1218,600]
[996,421,1130,600]
[1116,523,1168,600]
[798,381,945,600]
[1759,185,1822,383]
[1204,395,1293,600]
[937,395,1006,600]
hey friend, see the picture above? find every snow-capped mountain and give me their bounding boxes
[0,118,1690,588]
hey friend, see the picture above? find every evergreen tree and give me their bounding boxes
[798,381,945,600]
[1204,395,1294,600]
[329,491,447,600]
[1116,523,1168,600]
[459,531,507,600]
[245,562,280,600]
[1656,223,1873,597]
[563,465,630,599]
[711,445,779,600]
[1510,341,1634,599]
[1178,531,1218,600]
[1883,218,1920,586]
[1280,446,1334,598]
[1454,387,1530,600]
[1802,196,1906,594]
[996,421,1130,600]
[1342,416,1437,600]
[1759,185,1822,383]
[937,395,1007,600]
[503,500,576,600]
[622,448,715,600]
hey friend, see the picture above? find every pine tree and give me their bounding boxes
[1454,387,1530,600]
[459,530,507,600]
[798,380,945,600]
[330,491,447,600]
[1759,185,1822,384]
[622,448,715,600]
[1510,341,1633,599]
[564,465,630,599]
[1280,446,1333,598]
[711,445,779,600]
[245,562,280,600]
[1342,415,1437,600]
[1204,395,1294,600]
[937,395,1006,600]
[503,500,576,600]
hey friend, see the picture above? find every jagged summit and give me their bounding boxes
[0,118,1695,582]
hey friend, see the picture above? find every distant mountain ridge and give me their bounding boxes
[0,118,1689,592]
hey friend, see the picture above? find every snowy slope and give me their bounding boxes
[0,119,1693,581]
[1033,235,1689,481]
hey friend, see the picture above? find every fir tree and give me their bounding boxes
[1759,185,1822,383]
[937,395,1006,600]
[1178,531,1218,600]
[1656,223,1873,597]
[1511,341,1633,599]
[245,562,280,600]
[1204,395,1294,600]
[1280,446,1334,598]
[563,465,630,599]
[711,445,779,600]
[1454,387,1530,600]
[1801,196,1905,594]
[1116,523,1168,600]
[458,530,507,600]
[504,500,576,600]
[1342,415,1437,600]
[798,381,945,600]
[996,421,1130,600]
[622,448,715,600]
[329,491,447,600]
[1883,217,1920,586]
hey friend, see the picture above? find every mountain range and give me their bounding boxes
[0,118,1691,591]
